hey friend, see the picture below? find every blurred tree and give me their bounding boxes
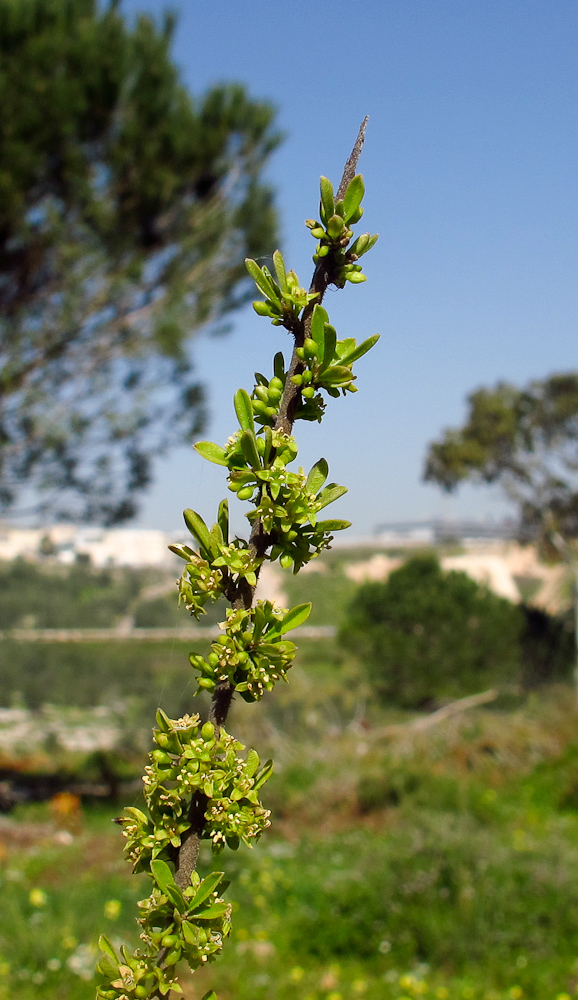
[424,373,578,689]
[340,554,522,707]
[0,0,281,523]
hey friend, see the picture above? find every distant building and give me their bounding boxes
[0,524,176,568]
[373,518,517,547]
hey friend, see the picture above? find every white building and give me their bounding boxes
[0,524,176,568]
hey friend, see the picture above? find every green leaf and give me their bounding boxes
[272,250,288,293]
[321,365,354,385]
[98,935,118,963]
[97,955,118,978]
[343,174,365,222]
[306,458,329,494]
[310,304,329,352]
[245,748,260,778]
[319,176,335,224]
[253,642,285,657]
[320,324,337,370]
[218,499,229,543]
[183,509,212,552]
[122,806,148,825]
[155,708,172,733]
[315,519,351,532]
[168,543,195,561]
[189,871,225,910]
[201,992,218,1000]
[240,429,261,469]
[194,901,229,920]
[234,389,255,433]
[182,922,199,945]
[262,426,273,466]
[274,351,285,380]
[245,258,280,302]
[278,602,312,634]
[253,759,274,790]
[339,334,380,366]
[150,862,187,913]
[316,484,348,509]
[151,861,187,913]
[210,522,224,546]
[150,859,176,896]
[194,441,228,466]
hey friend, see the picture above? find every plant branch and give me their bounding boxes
[173,118,369,891]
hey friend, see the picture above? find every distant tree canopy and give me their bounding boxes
[0,0,282,523]
[424,374,578,555]
[340,555,523,707]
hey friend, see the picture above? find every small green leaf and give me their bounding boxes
[98,935,118,963]
[201,991,218,1000]
[150,859,176,896]
[210,522,224,546]
[155,708,172,733]
[319,176,335,224]
[272,250,288,293]
[343,174,365,222]
[245,258,280,302]
[122,806,148,825]
[97,954,119,979]
[274,351,285,380]
[218,499,229,543]
[278,602,312,634]
[262,426,273,466]
[310,304,329,351]
[339,334,380,366]
[321,365,354,385]
[234,389,255,432]
[183,509,212,552]
[306,458,329,494]
[316,484,348,509]
[315,519,351,532]
[240,429,261,469]
[245,748,260,777]
[194,901,229,920]
[194,441,228,466]
[253,759,274,790]
[168,543,195,562]
[320,324,337,370]
[189,871,225,910]
[182,921,199,945]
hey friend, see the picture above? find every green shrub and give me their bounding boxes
[340,554,523,706]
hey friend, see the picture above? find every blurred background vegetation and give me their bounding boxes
[0,552,578,1000]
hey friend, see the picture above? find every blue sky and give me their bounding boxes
[124,0,578,538]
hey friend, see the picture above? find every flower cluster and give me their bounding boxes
[120,711,272,870]
[247,250,318,329]
[189,599,311,701]
[306,173,378,285]
[173,550,224,619]
[290,302,379,399]
[96,865,231,998]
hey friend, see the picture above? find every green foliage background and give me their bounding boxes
[340,555,524,706]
